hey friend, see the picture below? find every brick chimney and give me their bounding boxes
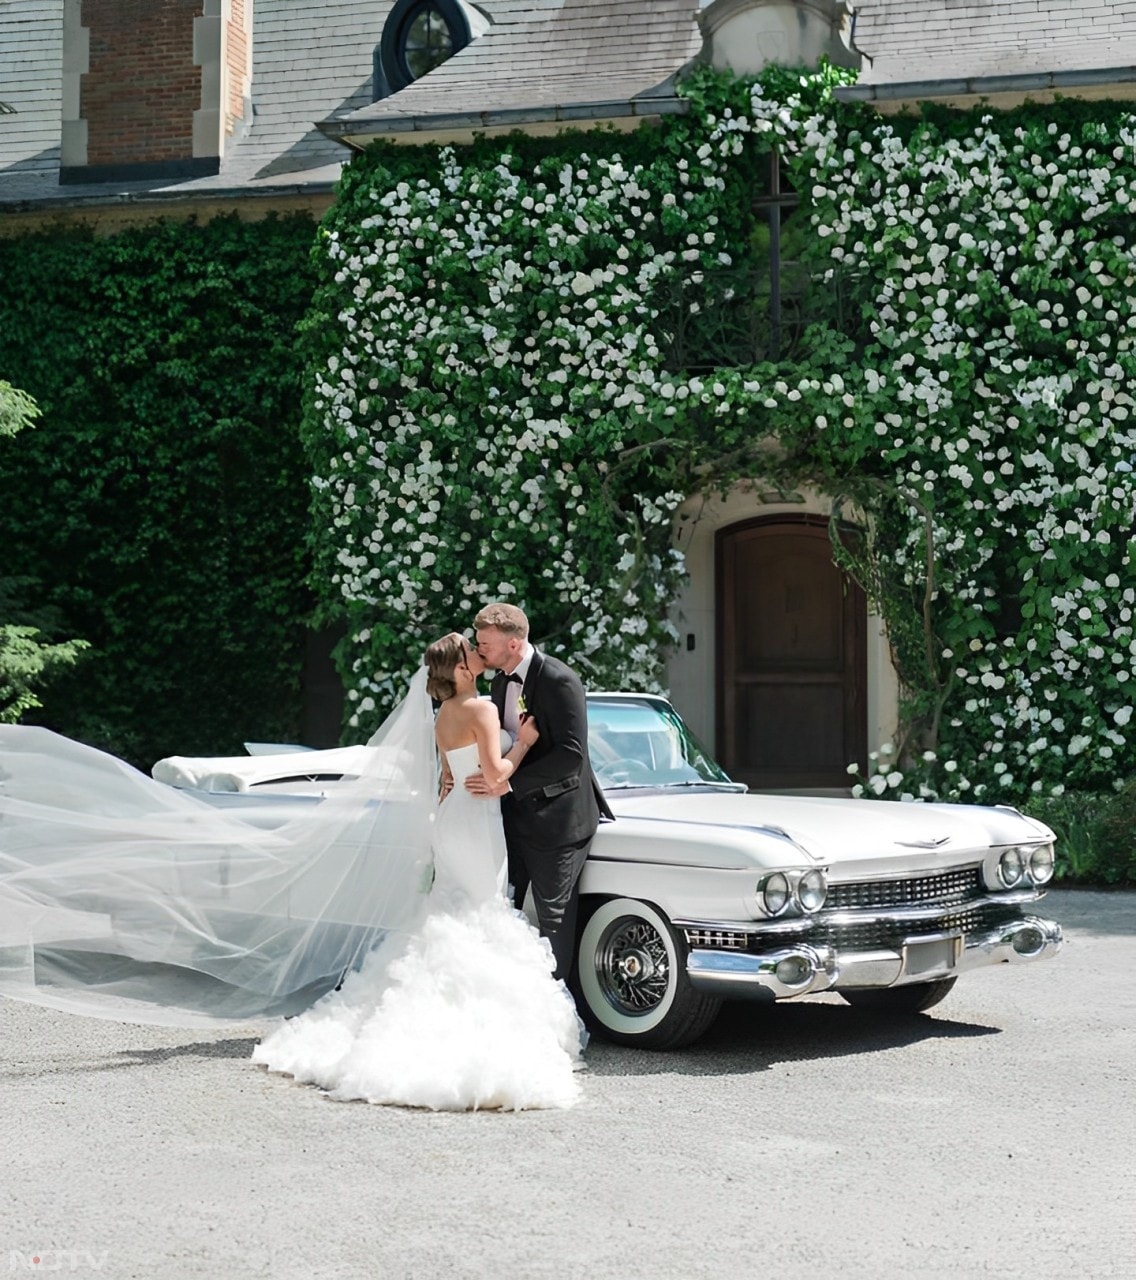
[61,0,253,183]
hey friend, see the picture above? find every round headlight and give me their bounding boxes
[1029,843,1056,886]
[999,847,1025,887]
[761,872,790,916]
[796,868,828,912]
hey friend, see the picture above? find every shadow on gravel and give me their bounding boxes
[114,1036,260,1063]
[0,1036,261,1080]
[583,1000,1000,1078]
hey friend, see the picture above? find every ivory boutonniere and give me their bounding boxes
[517,694,528,717]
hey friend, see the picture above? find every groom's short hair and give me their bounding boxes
[474,602,529,639]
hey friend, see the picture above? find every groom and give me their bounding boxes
[465,603,612,983]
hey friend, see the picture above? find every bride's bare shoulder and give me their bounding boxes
[467,697,500,726]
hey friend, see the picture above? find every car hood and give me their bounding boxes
[596,790,1054,872]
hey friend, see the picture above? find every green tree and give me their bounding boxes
[0,378,39,438]
[0,380,89,723]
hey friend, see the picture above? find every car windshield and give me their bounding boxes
[586,698,740,789]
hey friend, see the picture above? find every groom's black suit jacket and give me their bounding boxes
[491,649,613,854]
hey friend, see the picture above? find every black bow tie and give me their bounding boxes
[503,672,523,685]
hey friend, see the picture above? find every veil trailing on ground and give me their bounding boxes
[0,668,438,1027]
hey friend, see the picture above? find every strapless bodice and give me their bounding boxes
[443,743,481,786]
[443,730,512,785]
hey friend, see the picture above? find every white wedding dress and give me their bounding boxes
[0,672,584,1110]
[251,735,586,1111]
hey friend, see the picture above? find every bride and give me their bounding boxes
[253,633,585,1109]
[0,634,585,1111]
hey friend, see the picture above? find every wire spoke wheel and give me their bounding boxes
[597,919,671,1014]
[575,898,721,1049]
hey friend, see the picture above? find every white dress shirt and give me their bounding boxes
[502,643,535,737]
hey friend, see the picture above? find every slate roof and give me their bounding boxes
[840,0,1136,103]
[323,0,703,146]
[216,0,379,181]
[0,0,64,181]
[0,0,700,212]
[9,0,1136,212]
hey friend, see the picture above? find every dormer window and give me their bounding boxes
[375,0,488,99]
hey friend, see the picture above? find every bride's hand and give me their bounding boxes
[517,713,540,749]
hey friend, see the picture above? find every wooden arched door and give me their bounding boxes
[717,515,866,790]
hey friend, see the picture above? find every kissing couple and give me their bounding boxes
[254,601,615,1109]
[0,601,612,1112]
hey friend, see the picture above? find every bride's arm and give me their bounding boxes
[470,700,538,789]
[433,712,455,800]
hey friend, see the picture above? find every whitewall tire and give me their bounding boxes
[574,897,721,1050]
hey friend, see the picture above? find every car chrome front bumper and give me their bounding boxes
[686,943,839,1000]
[834,913,1064,989]
[683,914,1063,999]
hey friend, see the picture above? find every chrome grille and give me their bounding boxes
[813,904,1005,951]
[827,866,982,911]
[684,927,749,951]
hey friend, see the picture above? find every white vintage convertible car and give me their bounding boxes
[153,694,1063,1049]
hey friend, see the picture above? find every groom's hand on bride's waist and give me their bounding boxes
[464,771,511,799]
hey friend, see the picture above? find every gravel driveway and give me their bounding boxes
[2,887,1133,1280]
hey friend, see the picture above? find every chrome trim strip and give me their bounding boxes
[814,891,1044,927]
[673,915,809,936]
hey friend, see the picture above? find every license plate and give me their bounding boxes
[903,937,958,977]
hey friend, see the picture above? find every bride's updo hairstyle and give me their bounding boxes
[424,632,466,701]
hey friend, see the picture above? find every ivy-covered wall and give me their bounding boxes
[3,61,1135,838]
[0,215,317,765]
[302,65,1136,816]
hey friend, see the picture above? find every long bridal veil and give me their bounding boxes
[0,669,437,1026]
